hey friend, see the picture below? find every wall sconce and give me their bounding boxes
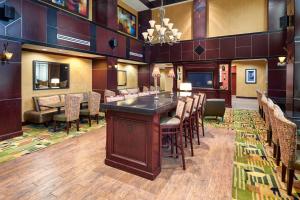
[277,56,286,67]
[1,42,13,63]
[114,64,118,69]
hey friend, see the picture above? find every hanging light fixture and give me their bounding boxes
[142,0,182,46]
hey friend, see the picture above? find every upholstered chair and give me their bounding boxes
[274,112,298,195]
[53,95,81,134]
[256,89,263,117]
[198,93,207,136]
[143,86,149,92]
[80,92,101,127]
[183,96,195,156]
[160,99,187,170]
[267,99,277,159]
[261,94,271,145]
[272,104,284,165]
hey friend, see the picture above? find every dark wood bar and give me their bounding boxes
[101,93,177,180]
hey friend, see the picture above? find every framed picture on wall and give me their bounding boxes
[44,0,89,18]
[245,69,256,84]
[117,6,137,37]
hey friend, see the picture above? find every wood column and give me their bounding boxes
[0,39,22,140]
[193,0,207,39]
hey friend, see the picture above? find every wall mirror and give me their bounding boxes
[117,70,127,86]
[33,61,70,90]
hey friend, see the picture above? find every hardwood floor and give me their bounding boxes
[0,126,235,200]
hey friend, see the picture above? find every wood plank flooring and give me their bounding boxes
[0,126,235,200]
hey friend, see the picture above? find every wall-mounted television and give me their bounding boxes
[33,61,70,90]
[117,6,137,37]
[43,0,89,18]
[186,72,214,88]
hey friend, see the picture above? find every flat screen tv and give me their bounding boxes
[186,72,213,88]
[33,61,70,90]
[117,6,137,37]
[43,0,89,18]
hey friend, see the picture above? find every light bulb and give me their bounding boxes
[149,20,156,28]
[172,29,178,35]
[142,32,149,40]
[163,18,170,26]
[278,56,286,63]
[155,25,161,32]
[160,27,166,35]
[176,32,182,39]
[147,29,154,36]
[168,23,173,30]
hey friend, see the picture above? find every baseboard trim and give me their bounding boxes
[235,96,257,99]
[0,130,23,141]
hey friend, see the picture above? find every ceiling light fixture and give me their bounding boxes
[142,0,182,46]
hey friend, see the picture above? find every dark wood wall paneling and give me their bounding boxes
[268,58,287,99]
[93,0,118,30]
[138,65,151,90]
[138,10,152,40]
[150,31,286,63]
[0,39,22,140]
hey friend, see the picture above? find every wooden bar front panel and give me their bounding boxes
[105,111,161,180]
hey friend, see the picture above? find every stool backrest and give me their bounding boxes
[175,99,187,123]
[261,94,270,127]
[199,93,207,116]
[185,97,194,116]
[193,94,201,112]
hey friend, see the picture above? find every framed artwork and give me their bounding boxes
[245,69,257,84]
[117,6,137,37]
[45,0,89,18]
[118,70,127,86]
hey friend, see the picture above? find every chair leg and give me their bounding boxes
[170,135,174,156]
[282,164,286,182]
[179,127,186,170]
[96,114,99,124]
[175,131,178,158]
[184,124,188,148]
[268,130,272,146]
[273,143,277,158]
[196,114,200,145]
[201,118,205,136]
[189,120,194,156]
[88,116,92,127]
[53,120,57,132]
[66,122,70,134]
[287,168,295,196]
[276,145,281,166]
[76,119,80,131]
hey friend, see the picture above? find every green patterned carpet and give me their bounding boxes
[0,117,105,164]
[206,109,300,200]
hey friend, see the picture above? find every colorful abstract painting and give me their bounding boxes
[118,6,137,37]
[48,0,88,17]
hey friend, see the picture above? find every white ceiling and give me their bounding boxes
[121,0,149,12]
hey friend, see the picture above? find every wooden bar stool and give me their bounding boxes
[191,94,201,145]
[198,93,206,136]
[160,99,187,170]
[183,96,195,156]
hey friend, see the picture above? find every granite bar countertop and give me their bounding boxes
[101,93,178,115]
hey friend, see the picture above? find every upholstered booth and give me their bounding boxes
[204,99,225,120]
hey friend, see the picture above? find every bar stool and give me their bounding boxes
[160,99,187,170]
[198,93,207,136]
[256,89,263,117]
[191,94,201,145]
[183,96,195,156]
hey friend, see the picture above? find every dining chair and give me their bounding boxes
[80,92,101,127]
[256,89,263,117]
[198,92,207,136]
[275,111,298,196]
[191,94,201,145]
[160,99,187,170]
[261,94,272,145]
[183,96,195,156]
[53,95,81,134]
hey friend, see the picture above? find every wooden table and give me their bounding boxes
[101,93,178,180]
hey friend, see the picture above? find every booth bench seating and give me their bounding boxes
[24,92,88,125]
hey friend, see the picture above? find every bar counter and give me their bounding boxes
[101,93,177,180]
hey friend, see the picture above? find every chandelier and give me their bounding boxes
[142,0,182,45]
